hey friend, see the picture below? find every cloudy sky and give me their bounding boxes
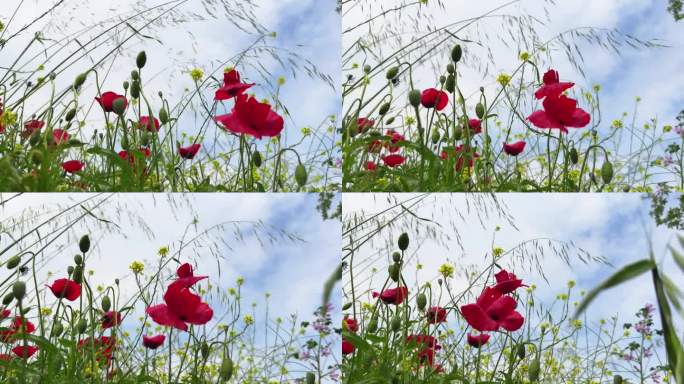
[343,0,684,142]
[0,192,341,372]
[343,193,683,331]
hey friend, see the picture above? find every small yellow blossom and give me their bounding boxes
[438,263,454,279]
[190,68,204,82]
[129,261,144,274]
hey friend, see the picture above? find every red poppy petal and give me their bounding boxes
[460,304,499,332]
[146,304,187,331]
[527,110,565,131]
[187,302,213,325]
[486,295,517,320]
[500,310,525,331]
[566,107,591,128]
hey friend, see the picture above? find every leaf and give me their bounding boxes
[574,259,655,318]
[663,273,684,316]
[670,243,684,273]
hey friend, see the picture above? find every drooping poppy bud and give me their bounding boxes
[408,90,421,108]
[295,163,308,187]
[201,341,210,359]
[528,356,540,382]
[379,102,390,115]
[65,108,76,122]
[386,67,399,80]
[476,103,485,119]
[569,147,579,164]
[219,356,234,380]
[601,160,613,184]
[398,232,409,250]
[252,151,262,167]
[12,281,26,301]
[101,296,111,312]
[7,255,21,269]
[416,293,427,311]
[73,73,87,90]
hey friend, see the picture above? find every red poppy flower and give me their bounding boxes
[382,154,406,168]
[142,334,166,349]
[365,161,377,171]
[406,334,441,350]
[46,278,81,301]
[503,141,526,156]
[344,318,359,333]
[214,69,254,101]
[426,306,447,324]
[460,286,524,332]
[101,311,123,329]
[215,94,284,139]
[372,287,408,305]
[0,316,36,343]
[342,338,355,355]
[78,336,115,364]
[385,129,405,153]
[139,116,160,132]
[527,94,590,133]
[95,92,128,113]
[62,160,85,173]
[357,118,374,133]
[467,118,482,135]
[421,88,448,111]
[22,120,44,138]
[368,139,382,153]
[173,263,208,289]
[467,333,490,348]
[52,129,70,145]
[146,283,213,332]
[493,270,524,294]
[12,345,38,359]
[441,145,480,171]
[179,143,201,159]
[534,69,574,100]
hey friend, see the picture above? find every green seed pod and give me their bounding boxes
[363,64,371,74]
[72,266,84,284]
[295,163,308,187]
[112,98,127,116]
[385,117,395,125]
[136,51,147,69]
[397,232,409,251]
[73,72,87,89]
[159,108,169,125]
[569,147,579,164]
[613,375,623,384]
[306,372,316,384]
[388,264,400,282]
[379,102,390,116]
[386,66,399,80]
[342,302,352,310]
[431,129,441,144]
[79,235,90,253]
[130,81,141,99]
[51,321,64,337]
[252,151,262,167]
[76,318,87,334]
[65,108,77,122]
[3,293,14,306]
[219,356,234,380]
[392,252,401,263]
[74,254,83,265]
[416,293,427,311]
[7,255,21,269]
[445,75,455,93]
[451,45,463,63]
[476,102,485,119]
[516,343,526,359]
[528,357,540,382]
[391,314,401,332]
[12,281,26,301]
[30,150,43,165]
[408,90,421,108]
[201,341,210,359]
[446,63,455,74]
[367,317,378,333]
[601,160,614,184]
[101,296,111,312]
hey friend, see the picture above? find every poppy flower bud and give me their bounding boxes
[431,130,441,144]
[3,292,14,305]
[386,66,399,80]
[601,160,613,184]
[219,357,234,380]
[388,264,400,282]
[367,317,378,333]
[613,375,623,384]
[136,51,147,69]
[123,81,129,90]
[342,302,352,310]
[130,81,140,99]
[131,70,139,80]
[76,318,87,334]
[252,151,262,167]
[159,108,169,125]
[451,45,462,63]
[391,314,401,332]
[79,235,90,253]
[12,281,26,301]
[408,90,421,108]
[476,103,485,119]
[569,147,579,164]
[446,63,455,74]
[74,254,83,265]
[416,293,427,311]
[72,266,83,284]
[7,255,21,269]
[379,102,390,115]
[112,98,127,116]
[439,75,446,84]
[363,65,371,74]
[73,72,87,89]
[528,357,540,382]
[101,296,111,312]
[445,75,455,93]
[306,372,315,384]
[201,341,210,359]
[51,321,64,337]
[295,163,308,187]
[65,108,76,122]
[386,117,395,125]
[67,266,74,275]
[516,343,526,359]
[392,252,401,263]
[397,232,409,250]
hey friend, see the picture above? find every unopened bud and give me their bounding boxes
[408,90,421,108]
[79,235,90,253]
[397,232,409,251]
[12,281,26,301]
[386,67,399,80]
[451,45,462,63]
[136,51,147,69]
